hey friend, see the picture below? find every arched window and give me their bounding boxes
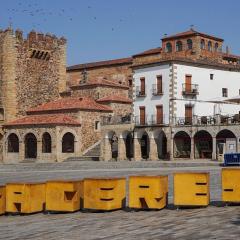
[8,133,19,153]
[176,41,183,52]
[166,42,172,53]
[208,41,212,51]
[214,42,219,52]
[187,39,193,49]
[200,39,205,50]
[42,132,52,153]
[62,132,75,153]
[25,133,37,158]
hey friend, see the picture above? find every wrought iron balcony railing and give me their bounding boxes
[152,84,163,96]
[182,83,199,95]
[101,114,132,125]
[135,86,146,97]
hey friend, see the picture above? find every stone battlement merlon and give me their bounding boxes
[0,28,66,46]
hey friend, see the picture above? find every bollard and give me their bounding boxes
[129,176,168,210]
[222,168,240,203]
[174,172,210,207]
[0,186,6,215]
[46,180,82,212]
[82,178,126,211]
[6,183,45,214]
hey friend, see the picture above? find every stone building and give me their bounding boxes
[0,28,132,163]
[101,29,240,162]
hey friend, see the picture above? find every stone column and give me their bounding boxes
[190,137,194,160]
[37,140,42,162]
[117,137,126,161]
[212,137,216,160]
[103,138,112,161]
[134,137,142,161]
[167,136,174,161]
[19,140,24,162]
[149,137,158,161]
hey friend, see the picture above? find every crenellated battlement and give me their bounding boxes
[0,28,66,48]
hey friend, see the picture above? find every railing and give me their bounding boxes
[174,117,193,126]
[134,115,166,126]
[101,114,132,125]
[174,114,240,126]
[152,84,163,96]
[135,86,146,97]
[182,83,199,95]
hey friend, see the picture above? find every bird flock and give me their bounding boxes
[4,1,125,31]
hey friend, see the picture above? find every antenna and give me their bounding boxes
[190,24,194,30]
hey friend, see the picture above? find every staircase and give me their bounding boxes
[64,142,101,162]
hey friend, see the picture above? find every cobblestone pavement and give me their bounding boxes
[0,161,239,239]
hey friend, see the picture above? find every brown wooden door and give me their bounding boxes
[185,75,192,93]
[157,75,162,94]
[185,105,192,124]
[140,78,145,95]
[140,106,145,125]
[156,105,163,124]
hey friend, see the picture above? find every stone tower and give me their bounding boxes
[0,28,67,122]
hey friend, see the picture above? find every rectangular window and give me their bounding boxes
[157,75,163,94]
[210,74,214,80]
[156,105,163,124]
[140,77,145,95]
[222,88,228,97]
[139,106,146,125]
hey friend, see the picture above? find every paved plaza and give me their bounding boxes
[0,161,240,239]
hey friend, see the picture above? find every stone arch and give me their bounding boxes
[140,131,150,159]
[62,132,75,153]
[173,131,191,158]
[176,40,183,52]
[42,132,52,153]
[106,131,118,159]
[187,39,193,49]
[166,42,172,53]
[194,130,213,159]
[24,133,37,158]
[216,129,237,154]
[122,130,133,160]
[7,133,19,153]
[153,129,167,159]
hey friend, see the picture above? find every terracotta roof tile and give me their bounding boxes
[67,57,132,71]
[133,47,162,57]
[27,97,113,113]
[4,114,81,126]
[162,29,223,42]
[97,95,132,103]
[70,79,129,90]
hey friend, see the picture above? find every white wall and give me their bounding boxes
[133,64,170,124]
[175,64,240,118]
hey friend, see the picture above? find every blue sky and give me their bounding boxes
[1,0,239,66]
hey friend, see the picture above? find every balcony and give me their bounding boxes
[174,114,240,126]
[101,114,132,125]
[135,86,146,97]
[152,84,163,96]
[182,83,199,96]
[134,115,166,126]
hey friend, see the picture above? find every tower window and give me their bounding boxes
[176,41,183,52]
[166,42,172,53]
[210,74,214,80]
[187,39,193,49]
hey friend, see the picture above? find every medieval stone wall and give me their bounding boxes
[71,85,129,100]
[0,28,67,121]
[67,64,132,87]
